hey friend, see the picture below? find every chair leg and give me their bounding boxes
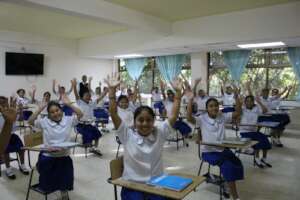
[85,146,88,158]
[45,194,47,200]
[197,160,204,176]
[25,168,34,200]
[114,185,118,200]
[28,151,32,169]
[219,170,223,200]
[73,133,78,154]
[176,131,179,151]
[116,144,121,158]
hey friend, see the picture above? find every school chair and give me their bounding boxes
[107,156,124,200]
[25,151,69,200]
[197,138,227,200]
[93,108,110,133]
[115,136,122,158]
[17,110,33,135]
[73,126,90,158]
[23,131,43,168]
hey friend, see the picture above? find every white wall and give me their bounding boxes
[0,31,113,100]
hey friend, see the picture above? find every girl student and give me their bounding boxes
[52,79,73,101]
[0,98,17,155]
[186,88,243,200]
[30,86,52,117]
[193,78,209,114]
[239,95,272,168]
[106,73,182,200]
[127,81,142,113]
[247,84,290,147]
[72,78,103,155]
[151,80,164,116]
[28,95,83,200]
[0,96,30,179]
[220,82,237,113]
[161,80,192,147]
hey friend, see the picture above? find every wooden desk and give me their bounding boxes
[200,140,258,149]
[110,173,205,200]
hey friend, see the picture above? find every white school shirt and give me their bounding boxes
[129,101,140,113]
[163,100,173,118]
[76,99,97,121]
[118,107,134,127]
[34,115,78,157]
[195,96,209,111]
[16,96,30,107]
[259,97,272,112]
[152,92,162,102]
[195,113,232,153]
[269,96,282,109]
[240,106,262,132]
[116,120,173,183]
[222,93,235,107]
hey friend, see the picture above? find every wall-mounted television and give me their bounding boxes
[5,52,44,75]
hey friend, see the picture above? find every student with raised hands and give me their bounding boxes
[186,87,243,200]
[193,78,209,114]
[72,78,103,155]
[52,79,73,103]
[106,73,182,200]
[0,96,30,179]
[0,98,17,155]
[28,95,83,200]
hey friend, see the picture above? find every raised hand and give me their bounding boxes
[194,78,201,86]
[104,73,120,89]
[88,76,93,82]
[171,78,183,92]
[185,89,194,101]
[61,94,72,106]
[71,78,77,87]
[0,102,17,123]
[160,79,165,90]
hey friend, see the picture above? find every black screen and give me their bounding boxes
[5,52,44,75]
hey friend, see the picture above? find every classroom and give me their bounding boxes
[0,1,300,200]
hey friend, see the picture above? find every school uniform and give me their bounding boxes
[129,101,140,113]
[239,106,271,150]
[76,100,102,144]
[0,115,23,153]
[163,100,191,136]
[116,120,173,200]
[222,93,235,113]
[152,92,164,114]
[16,96,30,107]
[34,115,78,192]
[196,113,244,182]
[118,107,134,127]
[257,97,290,130]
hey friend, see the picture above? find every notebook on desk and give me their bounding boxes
[222,137,250,145]
[147,174,193,191]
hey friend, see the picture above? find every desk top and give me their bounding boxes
[110,173,205,200]
[200,140,258,149]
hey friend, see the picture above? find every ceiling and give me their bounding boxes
[104,0,300,21]
[0,2,125,39]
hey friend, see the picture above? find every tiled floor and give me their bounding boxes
[1,124,300,200]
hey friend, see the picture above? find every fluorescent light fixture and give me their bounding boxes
[237,42,285,49]
[114,54,144,58]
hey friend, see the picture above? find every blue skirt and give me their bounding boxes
[5,134,23,153]
[221,107,235,113]
[37,154,74,192]
[121,188,167,200]
[240,132,271,150]
[173,120,192,136]
[153,101,164,114]
[76,124,102,144]
[258,114,290,130]
[202,149,244,182]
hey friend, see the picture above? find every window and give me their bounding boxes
[208,49,299,100]
[119,56,191,94]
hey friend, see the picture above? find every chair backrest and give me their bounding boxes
[109,156,124,180]
[24,131,43,147]
[62,105,74,116]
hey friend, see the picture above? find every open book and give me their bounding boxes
[147,174,193,191]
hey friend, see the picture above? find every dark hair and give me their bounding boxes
[43,91,51,97]
[205,98,219,109]
[134,106,155,121]
[17,89,25,94]
[80,88,90,99]
[167,89,174,95]
[272,88,279,93]
[262,88,270,92]
[47,101,62,113]
[245,95,254,103]
[117,95,129,103]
